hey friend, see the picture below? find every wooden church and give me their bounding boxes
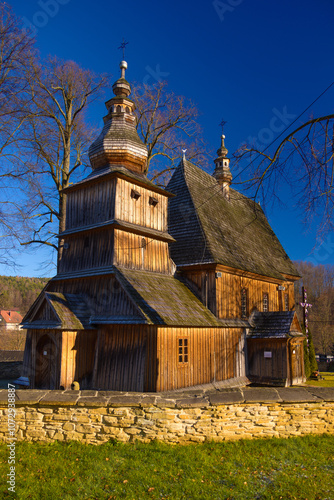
[22,60,305,391]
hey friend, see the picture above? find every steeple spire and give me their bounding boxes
[213,122,232,200]
[88,59,148,173]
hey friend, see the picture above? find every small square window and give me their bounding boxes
[131,189,141,200]
[149,196,158,207]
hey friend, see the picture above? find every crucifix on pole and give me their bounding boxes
[300,286,312,341]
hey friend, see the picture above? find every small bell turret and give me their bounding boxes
[213,130,232,200]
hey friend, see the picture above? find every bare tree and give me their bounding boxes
[18,57,109,266]
[294,261,334,354]
[0,7,208,269]
[0,3,36,266]
[0,2,35,162]
[132,81,211,185]
[233,115,334,236]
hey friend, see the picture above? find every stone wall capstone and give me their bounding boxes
[0,386,333,444]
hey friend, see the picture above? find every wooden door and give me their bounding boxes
[289,340,304,385]
[35,333,59,389]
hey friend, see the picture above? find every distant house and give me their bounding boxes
[0,310,23,331]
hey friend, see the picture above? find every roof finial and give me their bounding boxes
[118,38,129,60]
[182,149,187,160]
[118,38,129,78]
[219,119,227,134]
[219,119,228,150]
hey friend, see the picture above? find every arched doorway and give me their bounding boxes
[35,333,59,389]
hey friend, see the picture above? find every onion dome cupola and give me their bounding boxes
[213,133,232,200]
[88,61,148,173]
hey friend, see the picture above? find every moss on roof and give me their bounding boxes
[167,159,300,280]
[45,292,89,329]
[248,311,304,338]
[63,164,173,197]
[115,267,222,327]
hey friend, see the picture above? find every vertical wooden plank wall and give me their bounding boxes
[156,327,243,391]
[115,178,168,232]
[247,338,288,384]
[66,179,116,230]
[59,229,115,273]
[21,330,32,379]
[184,270,295,318]
[59,330,97,389]
[93,325,157,392]
[113,229,172,273]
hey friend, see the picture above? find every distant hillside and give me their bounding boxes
[0,276,50,315]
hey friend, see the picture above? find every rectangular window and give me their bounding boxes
[178,338,188,363]
[284,293,289,311]
[263,292,269,312]
[241,288,248,318]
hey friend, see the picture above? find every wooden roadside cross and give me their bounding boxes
[300,286,312,342]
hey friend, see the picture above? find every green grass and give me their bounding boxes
[1,435,334,499]
[306,372,334,387]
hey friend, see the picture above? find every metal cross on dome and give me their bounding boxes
[219,119,227,133]
[118,38,129,60]
[300,287,312,341]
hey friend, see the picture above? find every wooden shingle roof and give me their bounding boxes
[248,311,304,338]
[167,159,300,280]
[22,269,222,328]
[22,292,92,330]
[62,164,174,197]
[115,267,222,327]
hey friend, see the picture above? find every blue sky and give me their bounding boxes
[2,0,334,277]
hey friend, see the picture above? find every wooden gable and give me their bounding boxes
[22,292,93,330]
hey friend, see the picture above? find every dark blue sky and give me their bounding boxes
[3,0,334,276]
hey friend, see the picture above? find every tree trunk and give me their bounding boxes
[57,137,71,270]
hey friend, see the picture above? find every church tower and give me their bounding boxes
[88,60,148,173]
[58,60,175,277]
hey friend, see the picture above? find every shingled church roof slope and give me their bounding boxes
[248,311,304,338]
[115,267,222,327]
[167,159,300,280]
[22,292,92,330]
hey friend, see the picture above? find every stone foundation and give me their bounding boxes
[0,387,333,444]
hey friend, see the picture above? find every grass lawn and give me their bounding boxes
[0,435,333,499]
[306,372,334,387]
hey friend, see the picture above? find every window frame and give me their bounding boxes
[284,293,289,311]
[241,288,248,319]
[178,337,189,364]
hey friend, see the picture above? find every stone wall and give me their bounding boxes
[0,386,333,444]
[0,361,23,379]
